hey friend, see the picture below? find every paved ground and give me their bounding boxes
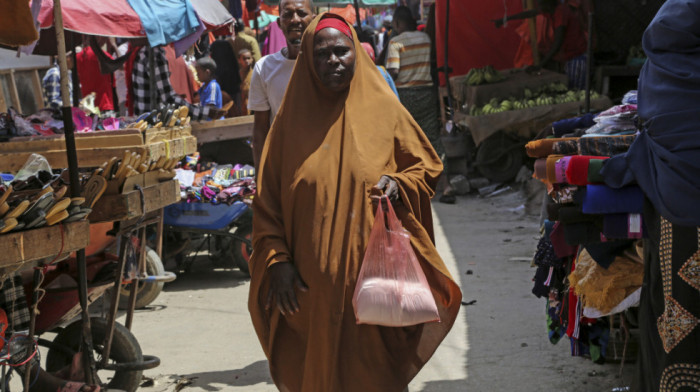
[108,189,634,391]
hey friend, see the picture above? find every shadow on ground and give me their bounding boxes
[162,255,249,293]
[148,360,273,391]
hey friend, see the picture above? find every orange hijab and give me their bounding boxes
[250,13,461,392]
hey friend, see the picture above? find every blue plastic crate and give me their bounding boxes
[164,201,249,230]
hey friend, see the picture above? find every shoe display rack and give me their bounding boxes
[0,220,89,269]
[190,115,253,144]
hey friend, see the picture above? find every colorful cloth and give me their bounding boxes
[587,158,606,183]
[76,46,115,111]
[552,113,596,138]
[582,184,645,215]
[526,137,578,158]
[386,30,432,87]
[126,0,200,47]
[131,46,210,119]
[42,64,72,109]
[565,156,608,186]
[0,274,30,333]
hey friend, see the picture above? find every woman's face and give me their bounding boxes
[313,28,356,92]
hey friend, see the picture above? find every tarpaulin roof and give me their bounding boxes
[435,0,522,86]
[37,0,232,38]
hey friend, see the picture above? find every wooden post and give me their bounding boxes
[52,0,97,386]
[8,70,22,113]
[526,0,539,66]
[31,70,45,110]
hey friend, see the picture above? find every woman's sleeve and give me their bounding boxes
[389,121,444,241]
[251,131,292,268]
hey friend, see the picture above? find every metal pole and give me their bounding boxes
[584,11,594,113]
[52,0,96,385]
[443,0,454,124]
[353,0,362,29]
[22,270,41,390]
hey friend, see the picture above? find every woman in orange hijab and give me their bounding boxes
[249,13,461,392]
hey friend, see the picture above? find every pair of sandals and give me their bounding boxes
[0,174,92,234]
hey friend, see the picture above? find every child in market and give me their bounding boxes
[194,57,223,119]
[237,49,254,116]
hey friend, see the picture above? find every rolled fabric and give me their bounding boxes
[552,139,579,155]
[546,155,564,184]
[577,135,637,156]
[558,206,603,224]
[534,158,548,180]
[526,137,578,158]
[563,222,604,245]
[603,213,647,239]
[582,184,645,214]
[552,113,597,137]
[565,156,609,186]
[554,156,572,183]
[587,159,606,183]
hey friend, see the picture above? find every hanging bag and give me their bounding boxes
[352,196,440,327]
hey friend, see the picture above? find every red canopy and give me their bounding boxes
[38,0,232,38]
[435,0,523,85]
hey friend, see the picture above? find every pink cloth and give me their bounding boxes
[262,22,286,56]
[554,156,572,184]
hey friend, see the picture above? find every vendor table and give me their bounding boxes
[439,68,569,124]
[456,96,613,146]
[0,127,197,172]
[191,115,254,144]
[89,180,180,223]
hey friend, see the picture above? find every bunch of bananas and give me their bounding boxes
[469,89,601,116]
[465,65,505,86]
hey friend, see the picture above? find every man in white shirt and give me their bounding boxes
[248,0,315,169]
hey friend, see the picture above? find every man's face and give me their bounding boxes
[277,0,314,47]
[313,28,356,92]
[239,52,253,69]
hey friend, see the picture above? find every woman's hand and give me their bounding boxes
[373,175,399,201]
[265,262,308,316]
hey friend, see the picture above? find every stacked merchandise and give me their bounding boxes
[526,91,645,364]
[175,153,255,206]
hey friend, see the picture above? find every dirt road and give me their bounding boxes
[127,189,633,391]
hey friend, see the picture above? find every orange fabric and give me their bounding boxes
[163,45,198,103]
[249,14,461,392]
[0,0,38,47]
[514,14,555,68]
[525,137,578,158]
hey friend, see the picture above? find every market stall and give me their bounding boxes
[526,93,641,372]
[441,67,612,183]
[0,0,234,389]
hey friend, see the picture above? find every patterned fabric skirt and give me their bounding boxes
[397,85,445,164]
[636,201,700,391]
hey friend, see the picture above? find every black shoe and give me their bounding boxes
[439,193,456,204]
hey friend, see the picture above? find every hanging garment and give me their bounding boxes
[0,0,39,46]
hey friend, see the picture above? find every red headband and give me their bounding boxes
[315,16,353,40]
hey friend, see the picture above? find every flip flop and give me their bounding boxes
[0,202,8,217]
[81,175,107,209]
[23,210,46,229]
[53,185,68,200]
[47,210,69,226]
[5,200,30,219]
[38,185,54,198]
[70,197,85,207]
[46,197,71,219]
[20,193,53,221]
[0,218,17,234]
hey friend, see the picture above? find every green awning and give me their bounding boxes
[263,0,396,7]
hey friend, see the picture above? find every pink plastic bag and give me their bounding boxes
[352,196,440,327]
